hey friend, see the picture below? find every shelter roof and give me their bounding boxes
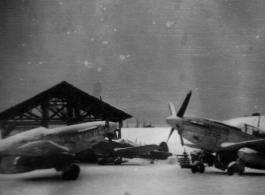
[0,81,132,122]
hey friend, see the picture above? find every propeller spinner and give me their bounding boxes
[166,91,192,146]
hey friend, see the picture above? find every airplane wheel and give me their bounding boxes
[234,166,244,175]
[62,164,80,180]
[198,164,205,173]
[191,166,197,174]
[237,171,243,176]
[98,159,106,165]
[114,159,122,165]
[227,165,236,176]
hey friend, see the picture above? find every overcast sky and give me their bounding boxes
[1,0,265,125]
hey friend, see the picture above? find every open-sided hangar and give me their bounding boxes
[0,81,132,139]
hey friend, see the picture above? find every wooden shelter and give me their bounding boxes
[0,81,132,138]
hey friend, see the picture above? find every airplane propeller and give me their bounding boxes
[177,90,192,118]
[166,90,192,146]
[166,128,175,143]
[178,128,184,146]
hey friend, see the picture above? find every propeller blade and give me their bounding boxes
[179,131,184,146]
[168,102,176,116]
[166,128,175,143]
[177,90,192,118]
[176,124,184,146]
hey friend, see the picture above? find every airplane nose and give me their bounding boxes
[166,115,182,128]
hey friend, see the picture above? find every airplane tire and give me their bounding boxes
[198,164,205,173]
[227,165,236,176]
[114,159,122,165]
[191,166,197,174]
[98,159,106,165]
[62,164,80,180]
[237,170,243,176]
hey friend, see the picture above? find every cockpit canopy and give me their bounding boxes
[241,123,265,137]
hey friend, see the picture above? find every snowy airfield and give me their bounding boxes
[1,128,265,195]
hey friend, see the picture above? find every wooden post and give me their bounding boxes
[67,100,74,125]
[118,120,123,139]
[41,100,49,128]
[74,97,81,122]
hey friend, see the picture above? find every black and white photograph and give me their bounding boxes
[1,0,265,195]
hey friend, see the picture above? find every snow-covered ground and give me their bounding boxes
[1,163,265,195]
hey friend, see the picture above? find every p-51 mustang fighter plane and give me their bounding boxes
[0,121,117,180]
[93,139,172,165]
[166,91,265,175]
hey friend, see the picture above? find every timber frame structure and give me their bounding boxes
[0,81,132,138]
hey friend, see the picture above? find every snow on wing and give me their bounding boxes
[221,139,265,153]
[8,140,70,156]
[183,143,202,149]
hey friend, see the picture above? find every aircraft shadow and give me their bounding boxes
[100,163,143,166]
[241,172,265,176]
[202,171,265,176]
[22,175,63,181]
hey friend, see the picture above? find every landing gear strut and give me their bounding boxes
[191,150,206,174]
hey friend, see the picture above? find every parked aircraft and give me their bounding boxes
[166,90,265,175]
[138,141,173,163]
[93,139,172,165]
[0,121,117,180]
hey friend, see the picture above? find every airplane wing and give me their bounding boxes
[221,139,265,153]
[184,143,202,149]
[149,150,173,159]
[115,145,159,158]
[8,140,70,156]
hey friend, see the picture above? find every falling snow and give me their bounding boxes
[166,21,174,28]
[0,0,265,124]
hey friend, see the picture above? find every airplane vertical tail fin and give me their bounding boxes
[158,141,169,152]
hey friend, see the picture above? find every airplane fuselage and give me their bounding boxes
[43,123,109,153]
[0,121,112,155]
[180,116,265,171]
[181,116,257,152]
[0,121,117,174]
[166,91,265,174]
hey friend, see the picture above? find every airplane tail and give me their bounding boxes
[158,141,169,152]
